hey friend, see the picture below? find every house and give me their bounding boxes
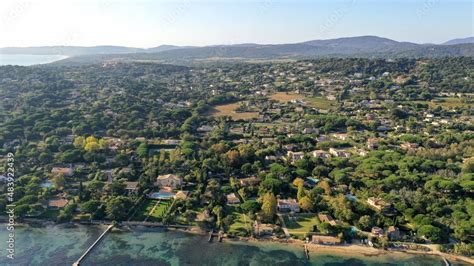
[311,235,341,245]
[47,199,69,209]
[226,193,241,204]
[230,127,245,134]
[253,221,274,236]
[371,227,384,237]
[367,138,379,150]
[163,139,181,145]
[239,176,260,187]
[124,181,139,195]
[387,226,400,240]
[305,177,320,187]
[154,174,183,189]
[197,125,214,132]
[174,190,189,200]
[311,150,331,159]
[400,142,419,150]
[265,155,278,162]
[329,148,351,158]
[367,197,390,211]
[51,166,73,177]
[287,151,305,163]
[332,133,349,141]
[318,214,338,226]
[277,199,300,213]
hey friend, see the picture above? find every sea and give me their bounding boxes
[0,54,67,66]
[0,224,467,266]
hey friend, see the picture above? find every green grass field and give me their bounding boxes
[131,199,170,221]
[283,213,319,237]
[412,97,472,109]
[229,212,252,236]
[305,96,336,110]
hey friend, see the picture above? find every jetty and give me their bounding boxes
[443,257,450,266]
[304,244,310,260]
[208,229,214,242]
[72,224,114,266]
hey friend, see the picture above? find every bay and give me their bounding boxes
[0,54,67,66]
[0,224,467,266]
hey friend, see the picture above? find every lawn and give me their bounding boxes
[38,209,60,220]
[131,199,159,221]
[229,212,252,236]
[305,96,336,110]
[269,92,305,102]
[412,97,472,109]
[208,103,259,120]
[149,201,170,218]
[283,213,319,237]
[269,92,336,110]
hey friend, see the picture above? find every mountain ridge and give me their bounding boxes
[1,36,473,63]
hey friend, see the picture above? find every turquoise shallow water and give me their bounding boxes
[0,224,468,266]
[0,54,66,66]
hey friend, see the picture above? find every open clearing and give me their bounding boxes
[270,92,305,102]
[412,97,472,109]
[229,212,252,235]
[270,92,336,110]
[208,103,259,120]
[284,213,319,237]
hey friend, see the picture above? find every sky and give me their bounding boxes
[0,0,472,48]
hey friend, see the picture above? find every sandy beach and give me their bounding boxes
[220,235,474,265]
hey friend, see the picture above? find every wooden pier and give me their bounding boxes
[443,257,450,266]
[208,230,214,242]
[72,224,114,266]
[304,245,310,260]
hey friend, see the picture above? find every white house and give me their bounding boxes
[154,174,183,189]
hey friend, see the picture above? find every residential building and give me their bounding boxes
[154,174,183,189]
[277,199,300,213]
[311,235,341,245]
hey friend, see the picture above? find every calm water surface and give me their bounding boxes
[0,54,67,66]
[0,224,467,266]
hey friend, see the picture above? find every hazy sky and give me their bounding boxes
[0,0,472,48]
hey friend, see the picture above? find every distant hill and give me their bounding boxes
[0,45,144,55]
[443,37,474,45]
[3,36,473,64]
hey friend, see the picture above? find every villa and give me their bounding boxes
[154,174,183,189]
[51,166,74,177]
[226,193,241,204]
[311,235,341,245]
[277,199,300,213]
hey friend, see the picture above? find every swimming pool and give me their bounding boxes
[148,191,175,200]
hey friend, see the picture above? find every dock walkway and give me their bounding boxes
[72,224,114,266]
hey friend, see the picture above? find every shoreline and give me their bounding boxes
[221,235,474,265]
[4,220,473,264]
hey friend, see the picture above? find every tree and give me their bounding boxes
[81,200,100,213]
[462,157,474,173]
[73,136,85,148]
[358,215,373,231]
[317,180,331,195]
[53,175,66,189]
[292,178,305,188]
[106,196,132,221]
[297,184,306,200]
[417,225,442,242]
[137,142,148,158]
[260,193,277,222]
[212,205,223,228]
[241,200,260,214]
[84,141,100,152]
[299,196,313,212]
